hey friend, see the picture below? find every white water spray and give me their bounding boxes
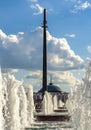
[5,74,21,130]
[18,85,28,128]
[67,62,91,130]
[0,62,91,130]
[0,71,35,130]
[27,85,35,125]
[0,68,5,130]
[42,91,53,114]
[53,95,58,110]
[58,99,64,108]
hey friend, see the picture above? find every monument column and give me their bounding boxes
[42,9,47,92]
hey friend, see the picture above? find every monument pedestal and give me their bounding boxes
[35,113,70,122]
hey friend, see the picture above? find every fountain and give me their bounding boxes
[27,85,35,125]
[0,62,91,130]
[5,74,21,130]
[0,70,35,130]
[42,91,53,115]
[67,61,91,130]
[53,95,58,110]
[18,85,28,128]
[0,68,5,130]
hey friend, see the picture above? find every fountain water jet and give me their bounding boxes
[0,68,5,130]
[67,62,91,130]
[53,95,58,110]
[5,74,21,130]
[42,91,53,115]
[0,70,35,130]
[27,85,35,125]
[18,85,28,128]
[0,61,91,129]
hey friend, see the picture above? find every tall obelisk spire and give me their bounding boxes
[42,9,47,92]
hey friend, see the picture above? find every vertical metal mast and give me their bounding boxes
[42,9,47,92]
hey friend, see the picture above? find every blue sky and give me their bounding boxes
[0,0,91,91]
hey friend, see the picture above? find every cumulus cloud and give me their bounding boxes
[24,70,81,92]
[47,31,83,70]
[51,71,80,86]
[2,68,18,73]
[25,70,42,79]
[87,46,91,53]
[0,27,84,71]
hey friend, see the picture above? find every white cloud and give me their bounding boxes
[52,71,80,86]
[28,0,52,15]
[47,33,83,70]
[0,28,84,71]
[71,1,91,13]
[25,70,42,79]
[29,0,38,2]
[87,46,91,53]
[0,28,84,92]
[81,1,91,9]
[30,4,44,15]
[28,0,44,15]
[65,34,76,38]
[31,4,43,15]
[65,0,81,2]
[2,68,18,73]
[24,69,81,92]
[0,29,7,39]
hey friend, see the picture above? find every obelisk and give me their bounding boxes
[42,9,47,92]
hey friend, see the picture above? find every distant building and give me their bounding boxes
[34,81,68,112]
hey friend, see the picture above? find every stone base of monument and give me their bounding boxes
[35,113,70,122]
[54,108,68,113]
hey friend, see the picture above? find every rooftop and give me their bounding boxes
[38,83,62,93]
